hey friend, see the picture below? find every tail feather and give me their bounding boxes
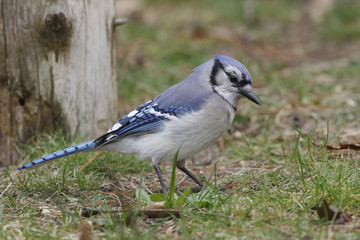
[18,140,96,170]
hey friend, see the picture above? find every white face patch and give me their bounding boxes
[127,109,138,117]
[213,84,239,109]
[107,122,122,133]
[224,66,241,76]
[242,84,252,92]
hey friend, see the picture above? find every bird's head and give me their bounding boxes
[210,55,260,108]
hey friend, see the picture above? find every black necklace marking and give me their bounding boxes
[215,91,237,111]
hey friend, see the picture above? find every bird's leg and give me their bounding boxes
[152,160,168,194]
[176,159,203,188]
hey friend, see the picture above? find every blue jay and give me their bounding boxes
[18,55,260,194]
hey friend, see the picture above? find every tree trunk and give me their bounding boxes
[0,0,117,167]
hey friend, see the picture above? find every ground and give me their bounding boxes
[1,0,360,239]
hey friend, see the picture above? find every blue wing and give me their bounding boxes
[94,100,193,148]
[95,64,214,148]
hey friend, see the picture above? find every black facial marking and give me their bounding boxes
[225,71,248,88]
[210,59,237,111]
[210,58,237,111]
[237,73,251,88]
[241,73,246,81]
[210,59,224,87]
[238,80,249,88]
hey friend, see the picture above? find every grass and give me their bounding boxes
[320,1,360,42]
[1,0,360,239]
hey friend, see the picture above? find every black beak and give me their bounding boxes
[240,88,261,105]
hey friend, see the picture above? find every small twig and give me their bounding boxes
[44,190,59,202]
[291,193,304,210]
[0,182,12,198]
[175,175,187,187]
[108,193,122,207]
[80,152,101,171]
[59,191,73,202]
[113,18,127,27]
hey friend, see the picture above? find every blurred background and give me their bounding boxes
[115,0,360,147]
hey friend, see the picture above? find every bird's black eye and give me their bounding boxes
[229,74,237,83]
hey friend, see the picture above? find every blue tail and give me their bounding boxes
[18,140,96,170]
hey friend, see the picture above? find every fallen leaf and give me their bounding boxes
[339,141,360,150]
[327,140,360,150]
[314,200,352,224]
[143,201,180,218]
[326,143,341,150]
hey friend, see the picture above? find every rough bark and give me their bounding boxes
[0,0,117,167]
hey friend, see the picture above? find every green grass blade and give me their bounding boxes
[165,144,182,208]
